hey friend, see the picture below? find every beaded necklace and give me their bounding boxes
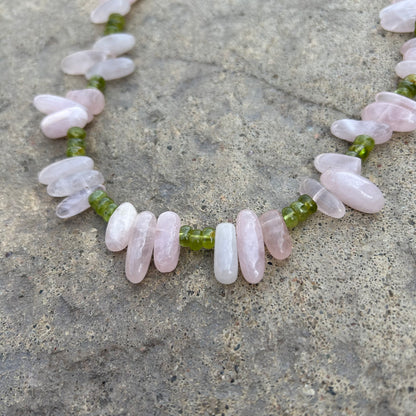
[35,0,415,285]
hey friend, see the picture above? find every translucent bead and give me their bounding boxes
[66,89,105,115]
[67,138,86,157]
[93,34,135,56]
[396,60,416,79]
[90,0,131,24]
[188,230,203,251]
[330,119,392,144]
[85,57,135,81]
[88,189,118,222]
[201,227,215,249]
[380,0,416,33]
[214,223,238,285]
[87,76,106,93]
[282,207,298,229]
[345,135,375,160]
[61,50,108,75]
[40,107,89,139]
[105,202,137,251]
[33,94,89,116]
[314,153,362,174]
[179,225,192,247]
[376,91,416,114]
[104,13,126,35]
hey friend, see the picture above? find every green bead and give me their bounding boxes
[189,230,203,251]
[102,203,118,222]
[96,197,113,217]
[395,87,415,99]
[404,74,416,85]
[66,145,86,157]
[104,13,125,35]
[87,75,106,92]
[67,127,86,139]
[179,225,192,247]
[282,207,298,229]
[201,227,215,249]
[298,194,317,214]
[290,201,309,222]
[89,190,107,210]
[347,134,375,160]
[104,25,122,35]
[396,79,416,98]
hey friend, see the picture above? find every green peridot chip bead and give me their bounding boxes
[346,134,375,160]
[201,227,215,249]
[290,201,309,222]
[282,207,299,229]
[298,194,317,214]
[66,145,86,157]
[179,225,192,247]
[189,230,203,251]
[404,74,416,84]
[87,75,106,92]
[89,189,107,210]
[104,13,125,35]
[102,203,118,222]
[67,127,86,139]
[395,87,414,98]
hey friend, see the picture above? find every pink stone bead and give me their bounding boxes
[66,89,105,115]
[330,119,393,144]
[380,0,416,33]
[401,38,416,55]
[314,153,361,174]
[61,50,108,75]
[33,94,89,115]
[361,102,416,132]
[395,60,416,78]
[259,210,292,260]
[85,57,135,81]
[236,209,265,284]
[125,211,156,284]
[320,170,385,214]
[40,107,89,139]
[403,47,416,60]
[93,34,136,56]
[105,202,137,251]
[376,91,416,114]
[90,0,131,24]
[153,211,181,273]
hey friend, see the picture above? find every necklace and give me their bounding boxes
[35,0,414,286]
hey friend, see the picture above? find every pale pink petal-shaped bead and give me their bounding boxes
[85,57,135,81]
[105,202,137,251]
[93,34,136,56]
[61,50,108,75]
[153,211,181,273]
[125,211,156,284]
[403,47,416,60]
[33,94,89,115]
[395,60,416,78]
[47,169,104,197]
[90,0,131,24]
[299,178,345,218]
[401,38,416,55]
[40,107,89,139]
[320,170,384,214]
[361,102,416,132]
[66,89,105,115]
[56,185,105,219]
[259,210,292,261]
[214,223,238,285]
[314,153,361,174]
[236,209,265,284]
[38,156,94,185]
[376,91,416,114]
[330,119,393,144]
[380,0,416,32]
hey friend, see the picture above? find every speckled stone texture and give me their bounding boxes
[1,0,416,415]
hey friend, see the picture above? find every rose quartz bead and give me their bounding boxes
[299,178,345,219]
[403,47,416,60]
[259,210,292,260]
[361,102,416,132]
[314,153,361,174]
[105,202,137,251]
[153,211,181,273]
[330,119,393,144]
[214,223,238,285]
[380,0,416,32]
[33,94,89,115]
[401,38,416,55]
[90,0,131,24]
[47,169,104,197]
[125,211,156,284]
[93,34,136,56]
[40,107,89,139]
[85,57,135,81]
[236,209,265,284]
[61,50,108,75]
[320,170,385,214]
[376,91,416,114]
[66,89,105,115]
[38,156,94,185]
[396,60,416,78]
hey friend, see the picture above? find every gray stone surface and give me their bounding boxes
[1,0,415,414]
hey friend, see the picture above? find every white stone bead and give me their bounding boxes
[66,89,105,115]
[401,38,416,55]
[299,178,345,219]
[396,60,416,78]
[40,107,89,139]
[90,0,131,24]
[330,119,393,144]
[38,156,94,185]
[314,153,361,174]
[47,170,104,197]
[56,185,105,219]
[61,50,108,75]
[85,57,135,81]
[403,47,416,60]
[380,0,416,32]
[93,34,136,56]
[376,91,416,113]
[214,223,238,285]
[105,202,137,251]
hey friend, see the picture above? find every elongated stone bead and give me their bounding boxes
[314,153,361,174]
[47,169,104,197]
[320,169,384,214]
[125,211,156,284]
[38,156,93,185]
[396,61,416,78]
[361,102,416,132]
[66,89,105,115]
[85,57,135,81]
[236,209,265,284]
[33,94,89,116]
[376,91,416,114]
[330,119,393,144]
[380,0,416,32]
[403,47,416,61]
[299,178,345,218]
[93,34,136,56]
[153,211,181,273]
[105,202,137,251]
[61,50,108,75]
[40,107,89,139]
[259,210,292,260]
[56,185,105,219]
[401,38,416,55]
[91,0,131,24]
[214,223,238,285]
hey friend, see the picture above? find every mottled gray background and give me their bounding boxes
[1,0,415,415]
